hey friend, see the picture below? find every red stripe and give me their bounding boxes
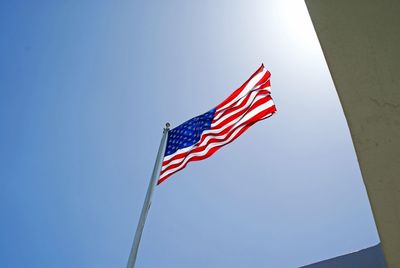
[158,124,253,184]
[257,80,271,90]
[158,65,277,184]
[161,96,274,167]
[160,104,276,176]
[212,94,272,129]
[213,91,272,129]
[213,89,270,121]
[215,64,264,110]
[254,70,271,88]
[158,107,276,185]
[199,103,277,158]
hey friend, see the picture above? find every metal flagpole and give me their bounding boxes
[126,123,170,268]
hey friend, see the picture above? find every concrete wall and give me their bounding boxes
[305,0,400,267]
[300,244,386,268]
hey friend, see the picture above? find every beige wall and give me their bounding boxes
[305,0,400,267]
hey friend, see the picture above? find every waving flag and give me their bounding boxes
[158,64,276,184]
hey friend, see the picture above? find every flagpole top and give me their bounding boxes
[165,122,170,130]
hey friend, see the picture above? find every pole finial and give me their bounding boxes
[165,122,170,129]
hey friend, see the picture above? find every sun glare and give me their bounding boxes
[278,0,319,51]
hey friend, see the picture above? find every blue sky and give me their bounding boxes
[0,0,379,267]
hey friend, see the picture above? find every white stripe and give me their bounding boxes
[163,91,269,162]
[213,89,258,121]
[198,99,274,149]
[212,90,269,125]
[210,96,273,133]
[217,69,267,111]
[160,123,249,179]
[163,144,196,162]
[162,108,274,179]
[214,87,270,121]
[239,99,274,123]
[254,78,270,90]
[161,121,244,172]
[161,99,275,173]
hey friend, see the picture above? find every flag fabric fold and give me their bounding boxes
[158,64,276,184]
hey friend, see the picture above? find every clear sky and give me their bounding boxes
[0,0,380,267]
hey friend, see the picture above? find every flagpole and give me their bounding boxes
[126,123,170,268]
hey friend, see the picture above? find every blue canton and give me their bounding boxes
[165,108,216,157]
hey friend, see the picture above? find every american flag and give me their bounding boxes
[158,64,276,184]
